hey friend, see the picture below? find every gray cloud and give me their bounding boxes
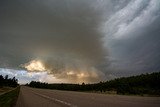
[0,0,160,83]
[0,0,111,82]
[104,0,160,76]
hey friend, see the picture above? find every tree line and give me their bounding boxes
[0,75,18,88]
[27,72,160,95]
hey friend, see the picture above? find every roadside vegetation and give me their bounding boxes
[0,75,19,107]
[0,75,18,88]
[27,72,160,96]
[0,87,20,107]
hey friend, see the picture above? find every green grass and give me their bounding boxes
[0,87,20,107]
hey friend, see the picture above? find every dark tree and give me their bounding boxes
[27,72,160,95]
[0,75,19,88]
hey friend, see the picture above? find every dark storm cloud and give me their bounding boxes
[0,0,113,82]
[104,0,160,76]
[0,1,105,63]
[0,0,160,83]
[110,19,160,74]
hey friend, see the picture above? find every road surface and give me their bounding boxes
[16,86,160,107]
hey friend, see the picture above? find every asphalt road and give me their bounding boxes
[16,86,160,107]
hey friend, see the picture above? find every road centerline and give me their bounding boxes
[30,90,77,107]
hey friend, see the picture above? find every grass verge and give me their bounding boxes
[0,86,20,107]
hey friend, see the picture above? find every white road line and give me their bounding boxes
[31,90,77,107]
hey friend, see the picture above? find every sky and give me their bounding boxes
[0,0,160,84]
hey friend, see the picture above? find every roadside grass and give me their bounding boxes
[0,87,14,94]
[0,87,20,107]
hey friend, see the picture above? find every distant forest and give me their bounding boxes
[0,75,18,88]
[27,72,160,95]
